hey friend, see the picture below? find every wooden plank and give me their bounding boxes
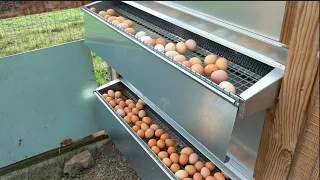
[254,1,319,180]
[280,1,298,45]
[0,1,90,19]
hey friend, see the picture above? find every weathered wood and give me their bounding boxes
[280,1,298,45]
[254,1,319,180]
[0,1,90,19]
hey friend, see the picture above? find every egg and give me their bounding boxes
[147,39,156,47]
[138,99,146,105]
[165,43,176,52]
[200,167,211,178]
[170,163,181,173]
[123,20,133,27]
[116,16,125,22]
[214,172,226,180]
[107,90,115,97]
[119,101,126,108]
[140,36,152,43]
[194,161,205,171]
[204,64,219,76]
[182,61,193,68]
[138,110,146,118]
[127,112,134,118]
[115,98,123,104]
[179,154,189,165]
[167,146,177,155]
[135,121,142,127]
[155,38,167,46]
[115,105,123,111]
[140,123,149,131]
[98,11,107,17]
[137,129,145,138]
[176,42,187,54]
[151,146,160,154]
[135,102,143,110]
[221,172,229,178]
[185,165,197,176]
[102,93,108,98]
[109,100,117,107]
[90,7,97,12]
[112,20,121,25]
[148,139,157,147]
[117,23,128,29]
[150,124,159,131]
[155,129,164,137]
[132,108,139,115]
[185,39,197,51]
[191,64,204,75]
[154,44,165,53]
[193,172,204,180]
[135,31,146,38]
[215,58,229,71]
[107,16,117,22]
[174,55,187,62]
[181,147,193,155]
[165,139,174,147]
[106,9,116,16]
[124,116,131,123]
[128,103,135,109]
[204,54,218,65]
[104,15,111,19]
[170,153,179,163]
[106,97,113,102]
[189,57,202,65]
[145,128,155,138]
[157,140,166,149]
[160,134,169,141]
[125,99,134,105]
[165,51,180,58]
[163,158,172,167]
[205,176,216,180]
[132,125,140,132]
[125,28,136,35]
[205,162,216,171]
[158,151,169,160]
[184,178,193,180]
[131,115,139,123]
[175,170,188,180]
[219,81,236,94]
[189,153,199,164]
[210,70,228,84]
[142,117,152,125]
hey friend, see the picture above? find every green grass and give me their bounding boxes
[0,8,108,86]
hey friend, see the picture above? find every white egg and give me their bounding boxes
[154,44,165,53]
[140,36,152,43]
[135,31,146,38]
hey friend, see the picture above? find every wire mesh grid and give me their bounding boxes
[0,8,84,58]
[113,7,261,94]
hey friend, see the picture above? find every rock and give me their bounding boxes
[63,150,94,177]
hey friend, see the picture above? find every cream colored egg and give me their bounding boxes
[165,43,176,52]
[176,42,187,54]
[175,170,188,180]
[219,81,236,94]
[174,55,187,62]
[165,51,180,58]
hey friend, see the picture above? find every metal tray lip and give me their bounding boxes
[94,83,178,180]
[82,6,240,106]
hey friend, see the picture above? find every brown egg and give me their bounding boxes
[132,125,140,132]
[138,110,146,118]
[219,81,236,94]
[124,116,131,123]
[174,55,187,62]
[200,167,211,178]
[105,97,113,102]
[170,163,181,173]
[165,43,176,52]
[176,42,187,54]
[119,101,126,108]
[205,176,216,180]
[163,158,172,167]
[142,117,152,125]
[128,103,135,109]
[123,20,133,27]
[185,165,197,176]
[115,98,122,104]
[179,154,189,165]
[147,39,156,47]
[158,151,169,160]
[98,11,107,17]
[165,139,174,147]
[132,108,139,115]
[90,7,97,12]
[181,147,194,155]
[184,178,193,180]
[127,112,134,118]
[145,128,155,138]
[156,38,167,47]
[148,139,157,147]
[170,153,179,163]
[135,121,143,127]
[193,172,204,180]
[118,23,129,29]
[195,161,205,171]
[114,91,122,98]
[221,172,229,178]
[214,172,226,180]
[116,16,125,23]
[191,64,204,75]
[204,54,218,65]
[182,61,193,68]
[204,64,219,76]
[185,39,197,51]
[125,28,136,35]
[150,124,159,131]
[104,14,111,19]
[175,170,188,180]
[137,129,145,138]
[138,99,146,105]
[107,90,115,97]
[106,9,116,16]
[114,105,122,111]
[160,133,170,141]
[109,100,116,107]
[112,20,121,25]
[117,109,125,117]
[131,115,139,123]
[189,153,199,164]
[157,140,166,149]
[107,16,117,22]
[151,146,160,154]
[167,146,177,155]
[210,70,228,84]
[125,99,134,105]
[102,93,108,98]
[215,58,229,71]
[124,107,131,114]
[155,129,164,137]
[140,123,149,131]
[205,162,215,171]
[135,103,143,110]
[189,57,202,65]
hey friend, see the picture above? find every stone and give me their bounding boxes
[63,150,94,177]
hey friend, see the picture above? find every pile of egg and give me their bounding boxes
[102,90,230,180]
[92,7,236,94]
